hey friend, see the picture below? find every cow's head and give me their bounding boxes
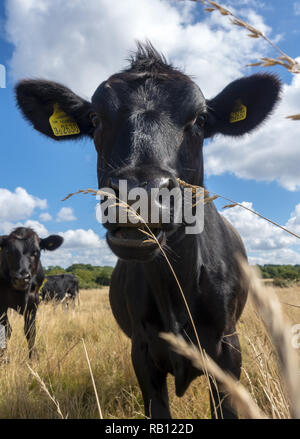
[15,43,281,261]
[0,227,63,290]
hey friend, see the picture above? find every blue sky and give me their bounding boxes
[0,0,300,267]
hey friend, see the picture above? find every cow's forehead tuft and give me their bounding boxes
[92,72,205,117]
[9,227,37,240]
[7,228,40,251]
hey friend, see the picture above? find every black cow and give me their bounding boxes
[0,227,63,359]
[15,43,281,417]
[40,273,79,307]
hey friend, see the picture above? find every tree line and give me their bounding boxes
[44,264,300,289]
[258,265,300,281]
[45,264,114,289]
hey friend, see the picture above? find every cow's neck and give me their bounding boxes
[141,228,203,331]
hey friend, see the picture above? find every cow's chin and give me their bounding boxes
[12,280,30,291]
[106,226,166,261]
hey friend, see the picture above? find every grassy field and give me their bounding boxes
[0,285,299,419]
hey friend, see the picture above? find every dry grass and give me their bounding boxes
[163,263,300,419]
[241,262,300,418]
[238,283,300,419]
[162,332,266,419]
[193,0,300,73]
[0,285,299,419]
[0,289,140,419]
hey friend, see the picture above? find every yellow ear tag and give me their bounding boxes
[229,101,247,123]
[49,103,80,136]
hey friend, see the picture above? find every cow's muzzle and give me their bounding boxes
[12,273,32,291]
[102,173,180,260]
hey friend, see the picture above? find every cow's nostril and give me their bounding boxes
[159,177,178,191]
[13,273,31,284]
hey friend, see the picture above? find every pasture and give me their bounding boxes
[0,285,299,419]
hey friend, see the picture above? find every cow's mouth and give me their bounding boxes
[106,225,166,261]
[12,278,31,291]
[108,225,165,247]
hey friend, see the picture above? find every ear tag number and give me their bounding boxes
[49,103,80,136]
[229,101,247,123]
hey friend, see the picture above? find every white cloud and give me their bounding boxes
[286,203,300,235]
[0,187,47,222]
[23,220,49,237]
[204,69,300,191]
[0,215,116,267]
[6,0,269,98]
[58,228,103,249]
[0,219,48,237]
[248,248,300,265]
[56,207,76,222]
[41,245,116,268]
[221,201,300,264]
[41,228,116,267]
[226,0,267,6]
[39,212,52,222]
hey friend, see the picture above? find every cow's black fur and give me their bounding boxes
[41,273,79,306]
[15,43,281,417]
[0,227,63,358]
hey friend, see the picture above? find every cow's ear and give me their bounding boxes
[40,235,64,251]
[204,74,281,138]
[15,80,94,141]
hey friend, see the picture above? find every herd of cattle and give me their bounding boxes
[0,42,281,418]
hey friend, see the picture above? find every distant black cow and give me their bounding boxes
[0,227,63,359]
[15,43,281,417]
[40,274,79,307]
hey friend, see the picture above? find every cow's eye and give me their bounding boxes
[90,113,101,128]
[197,114,207,127]
[190,116,198,126]
[184,116,197,131]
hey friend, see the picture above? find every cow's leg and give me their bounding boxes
[24,307,38,360]
[71,296,76,310]
[131,337,170,419]
[209,332,241,419]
